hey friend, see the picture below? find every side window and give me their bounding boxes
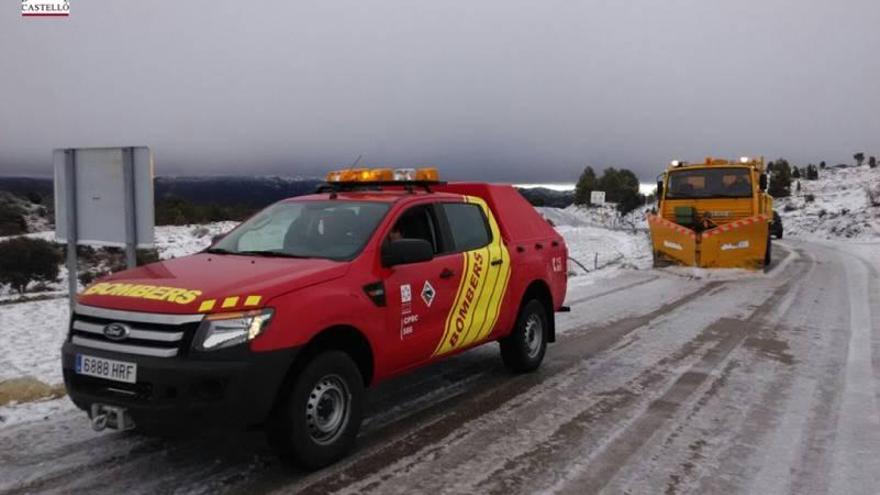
[387,205,440,253]
[441,203,491,252]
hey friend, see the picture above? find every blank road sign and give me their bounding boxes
[590,191,606,205]
[54,147,155,248]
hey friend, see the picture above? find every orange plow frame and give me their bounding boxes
[648,213,771,269]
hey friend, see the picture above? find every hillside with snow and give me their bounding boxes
[775,165,880,240]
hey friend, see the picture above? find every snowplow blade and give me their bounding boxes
[699,215,770,269]
[648,214,697,266]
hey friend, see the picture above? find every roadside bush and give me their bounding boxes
[0,237,62,294]
[155,197,255,226]
[78,269,105,287]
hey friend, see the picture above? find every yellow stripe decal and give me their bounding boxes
[221,296,239,309]
[433,196,512,356]
[244,295,262,307]
[198,299,216,312]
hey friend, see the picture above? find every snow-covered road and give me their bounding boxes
[1,238,879,494]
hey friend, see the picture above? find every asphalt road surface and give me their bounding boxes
[2,239,879,495]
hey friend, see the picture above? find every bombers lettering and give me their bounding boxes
[448,252,484,347]
[83,282,202,305]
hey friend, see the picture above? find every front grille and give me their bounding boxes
[71,304,204,358]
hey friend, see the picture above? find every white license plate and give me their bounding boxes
[75,354,137,384]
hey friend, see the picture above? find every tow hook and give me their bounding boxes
[90,404,135,432]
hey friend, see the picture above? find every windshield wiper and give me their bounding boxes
[204,247,235,255]
[236,250,313,259]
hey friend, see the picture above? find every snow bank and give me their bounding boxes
[537,206,653,285]
[776,166,880,241]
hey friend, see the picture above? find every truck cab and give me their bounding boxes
[62,168,568,469]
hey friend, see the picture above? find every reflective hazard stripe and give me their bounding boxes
[648,215,696,239]
[434,196,512,356]
[197,294,263,313]
[702,213,770,238]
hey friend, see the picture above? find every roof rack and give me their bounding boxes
[316,180,446,195]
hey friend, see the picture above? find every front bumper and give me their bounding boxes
[62,341,299,430]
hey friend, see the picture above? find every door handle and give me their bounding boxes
[490,259,503,266]
[440,268,455,279]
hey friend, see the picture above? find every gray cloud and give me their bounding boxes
[2,0,879,182]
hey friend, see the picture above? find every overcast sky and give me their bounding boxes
[2,1,879,182]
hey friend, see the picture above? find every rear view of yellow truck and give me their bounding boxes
[648,157,777,270]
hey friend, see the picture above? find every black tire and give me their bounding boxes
[500,299,548,373]
[267,351,364,470]
[764,236,772,267]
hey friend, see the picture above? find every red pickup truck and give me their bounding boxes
[62,168,568,468]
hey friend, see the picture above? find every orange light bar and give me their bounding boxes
[326,167,440,183]
[415,167,439,181]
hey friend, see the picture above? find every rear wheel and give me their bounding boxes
[267,351,364,470]
[500,299,548,373]
[764,235,772,267]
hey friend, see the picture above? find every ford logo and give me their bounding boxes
[103,322,131,341]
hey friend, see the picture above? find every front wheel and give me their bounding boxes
[267,351,364,470]
[500,299,548,373]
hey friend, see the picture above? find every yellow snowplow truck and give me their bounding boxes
[648,157,775,270]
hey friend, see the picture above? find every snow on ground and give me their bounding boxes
[537,205,652,287]
[775,165,880,241]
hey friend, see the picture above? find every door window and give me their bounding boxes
[440,203,491,252]
[387,205,442,253]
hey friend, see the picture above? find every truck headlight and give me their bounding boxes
[193,309,274,351]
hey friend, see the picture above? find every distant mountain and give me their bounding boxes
[0,175,575,210]
[516,187,575,208]
[0,176,322,208]
[154,176,323,206]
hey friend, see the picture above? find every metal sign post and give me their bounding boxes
[63,150,78,311]
[121,147,138,268]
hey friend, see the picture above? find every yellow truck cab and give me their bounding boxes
[648,156,775,269]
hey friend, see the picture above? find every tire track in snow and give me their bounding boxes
[251,282,726,495]
[470,246,805,494]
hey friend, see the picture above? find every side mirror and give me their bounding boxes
[211,234,226,245]
[382,239,434,267]
[656,180,664,200]
[759,174,768,191]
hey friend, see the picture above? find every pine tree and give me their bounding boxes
[574,166,597,205]
[854,152,865,167]
[768,158,792,198]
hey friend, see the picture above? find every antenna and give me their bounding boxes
[348,154,363,170]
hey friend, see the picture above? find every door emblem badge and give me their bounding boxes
[421,281,436,307]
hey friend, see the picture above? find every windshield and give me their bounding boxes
[209,200,390,261]
[666,168,753,199]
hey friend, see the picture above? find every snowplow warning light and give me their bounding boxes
[740,156,750,164]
